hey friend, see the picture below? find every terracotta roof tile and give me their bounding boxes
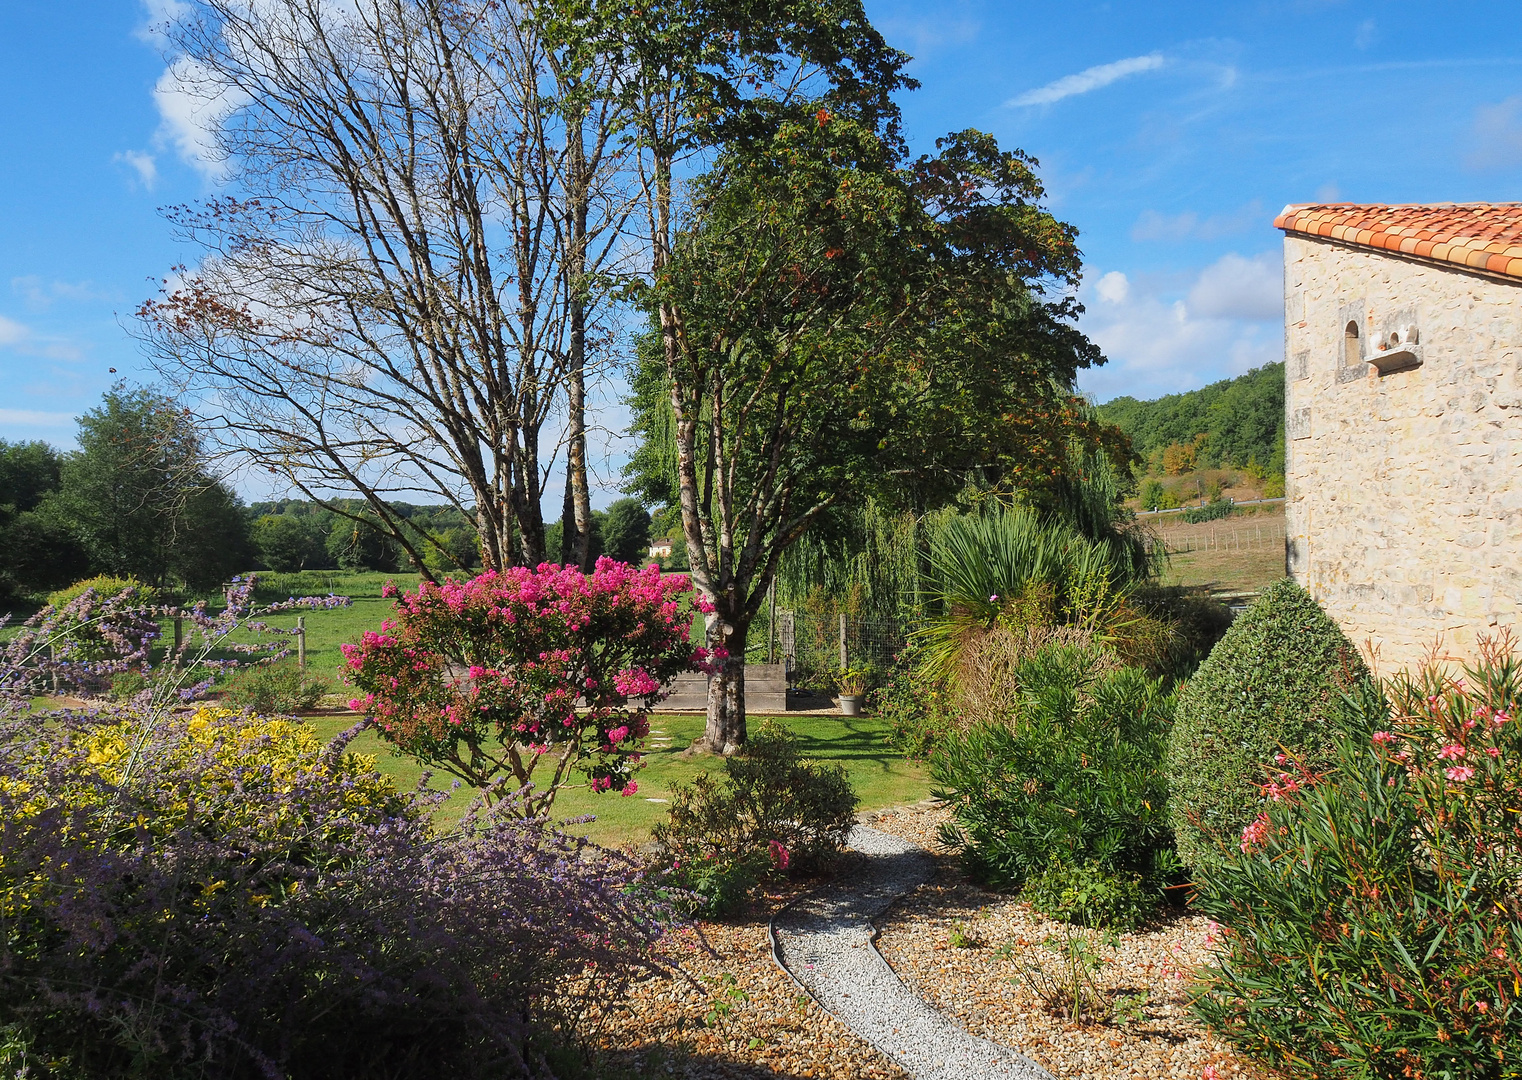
[1274,203,1522,280]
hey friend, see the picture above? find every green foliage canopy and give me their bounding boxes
[1098,361,1285,475]
[1166,578,1370,873]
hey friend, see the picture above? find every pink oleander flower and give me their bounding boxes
[1445,766,1475,782]
[1202,1067,1221,1080]
[768,840,790,871]
[1240,812,1271,852]
[1486,746,1501,757]
[1437,743,1466,761]
[1372,730,1398,744]
[988,594,999,603]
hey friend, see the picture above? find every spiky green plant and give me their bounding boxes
[912,505,1147,687]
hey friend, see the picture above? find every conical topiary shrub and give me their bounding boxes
[1166,578,1370,874]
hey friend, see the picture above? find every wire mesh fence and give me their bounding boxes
[754,609,906,688]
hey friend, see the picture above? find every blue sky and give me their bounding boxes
[1,0,1520,500]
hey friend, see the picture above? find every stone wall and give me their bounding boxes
[1284,236,1522,670]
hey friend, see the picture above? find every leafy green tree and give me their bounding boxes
[0,441,86,602]
[601,499,651,565]
[640,117,1110,752]
[252,514,325,572]
[324,514,398,572]
[46,386,251,591]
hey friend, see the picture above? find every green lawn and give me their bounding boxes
[302,711,930,847]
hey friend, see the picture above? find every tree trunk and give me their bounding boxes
[704,615,749,754]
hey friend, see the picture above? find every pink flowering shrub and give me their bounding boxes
[341,558,715,814]
[1194,634,1522,1078]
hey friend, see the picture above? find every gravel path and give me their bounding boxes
[771,824,1054,1080]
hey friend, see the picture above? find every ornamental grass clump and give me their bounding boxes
[1166,578,1370,875]
[0,705,667,1080]
[342,558,718,815]
[1193,634,1522,1079]
[931,643,1178,929]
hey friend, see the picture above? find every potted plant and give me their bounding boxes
[836,667,868,716]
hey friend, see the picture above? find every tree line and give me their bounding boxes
[1096,361,1286,478]
[0,386,662,607]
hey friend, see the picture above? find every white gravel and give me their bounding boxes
[771,825,1055,1080]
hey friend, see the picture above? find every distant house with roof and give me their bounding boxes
[1276,202,1522,668]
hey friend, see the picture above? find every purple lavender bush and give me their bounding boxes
[0,707,668,1079]
[0,581,671,1079]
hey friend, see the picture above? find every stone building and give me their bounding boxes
[1277,203,1522,669]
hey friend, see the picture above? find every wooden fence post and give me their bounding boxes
[296,616,306,670]
[838,613,847,670]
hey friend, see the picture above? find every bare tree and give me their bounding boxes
[140,0,630,572]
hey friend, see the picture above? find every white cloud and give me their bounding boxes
[135,0,191,43]
[1094,271,1130,304]
[0,312,86,361]
[153,57,245,180]
[1076,252,1284,402]
[1355,19,1377,50]
[879,14,980,56]
[1186,252,1282,321]
[113,149,159,189]
[12,277,120,310]
[1006,53,1166,108]
[0,315,27,347]
[0,408,76,430]
[1466,96,1522,172]
[1131,200,1265,243]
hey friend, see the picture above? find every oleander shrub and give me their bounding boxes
[1193,637,1522,1079]
[654,719,857,913]
[0,705,666,1079]
[1167,578,1370,875]
[931,643,1178,920]
[222,658,333,713]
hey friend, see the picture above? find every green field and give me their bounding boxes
[303,710,930,847]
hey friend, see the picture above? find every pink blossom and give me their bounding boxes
[1437,743,1466,761]
[1446,766,1475,782]
[606,725,630,745]
[1372,730,1398,744]
[1240,812,1271,852]
[988,594,1000,603]
[620,781,638,796]
[1202,1067,1221,1080]
[768,840,790,871]
[614,667,660,697]
[1486,747,1501,758]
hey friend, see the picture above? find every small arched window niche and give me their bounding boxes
[1343,321,1362,367]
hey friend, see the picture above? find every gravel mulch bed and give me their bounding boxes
[581,879,907,1079]
[864,803,1268,1080]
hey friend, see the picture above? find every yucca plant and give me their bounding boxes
[912,505,1147,688]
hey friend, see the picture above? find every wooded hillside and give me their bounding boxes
[1098,361,1284,476]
